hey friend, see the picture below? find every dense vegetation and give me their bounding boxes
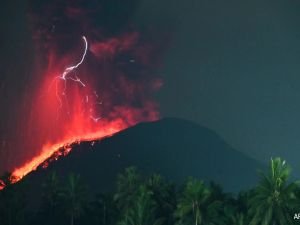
[0,157,299,225]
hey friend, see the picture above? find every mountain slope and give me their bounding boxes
[21,118,263,204]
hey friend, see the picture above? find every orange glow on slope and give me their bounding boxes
[11,119,127,183]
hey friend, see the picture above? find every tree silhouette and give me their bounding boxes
[119,184,164,225]
[175,178,211,225]
[230,213,246,225]
[87,193,117,225]
[61,173,88,225]
[0,160,299,225]
[146,174,176,225]
[39,171,63,224]
[249,157,298,225]
[114,167,142,224]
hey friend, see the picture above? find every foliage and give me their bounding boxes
[0,157,299,225]
[61,173,89,225]
[175,177,211,225]
[248,157,298,225]
[120,185,164,225]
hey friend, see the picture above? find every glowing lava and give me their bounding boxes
[11,119,127,183]
[1,33,160,188]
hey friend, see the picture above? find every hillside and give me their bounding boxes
[20,118,264,206]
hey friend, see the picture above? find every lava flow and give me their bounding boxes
[11,120,127,183]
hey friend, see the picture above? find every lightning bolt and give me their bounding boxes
[60,36,88,82]
[90,116,102,122]
[53,36,88,109]
[51,36,102,122]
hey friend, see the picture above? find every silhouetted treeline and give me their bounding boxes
[0,157,299,225]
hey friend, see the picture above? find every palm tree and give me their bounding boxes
[91,193,117,225]
[61,173,88,225]
[226,190,254,225]
[230,213,246,225]
[114,167,142,220]
[42,172,61,209]
[206,182,239,225]
[120,184,164,225]
[175,177,211,225]
[40,172,62,224]
[248,157,298,225]
[146,174,176,225]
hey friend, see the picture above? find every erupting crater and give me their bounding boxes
[0,32,161,190]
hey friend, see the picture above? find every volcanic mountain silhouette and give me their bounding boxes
[19,118,263,202]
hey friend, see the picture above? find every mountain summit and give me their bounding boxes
[21,118,262,201]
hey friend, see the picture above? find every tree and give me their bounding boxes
[120,184,164,225]
[42,172,61,209]
[227,190,255,225]
[205,182,236,225]
[146,174,176,225]
[87,193,117,225]
[61,173,88,225]
[39,172,63,224]
[175,178,211,225]
[248,157,298,225]
[230,213,246,225]
[114,166,142,223]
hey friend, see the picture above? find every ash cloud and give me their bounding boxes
[1,0,169,174]
[27,0,165,104]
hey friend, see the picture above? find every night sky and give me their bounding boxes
[1,0,300,173]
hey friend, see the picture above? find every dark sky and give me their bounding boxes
[1,0,300,172]
[135,0,300,169]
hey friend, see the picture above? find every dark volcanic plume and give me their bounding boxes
[0,0,167,184]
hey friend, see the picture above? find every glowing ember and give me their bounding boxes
[11,119,127,183]
[0,181,4,191]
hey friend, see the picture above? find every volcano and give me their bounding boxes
[15,118,263,206]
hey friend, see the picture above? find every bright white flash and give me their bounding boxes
[53,36,88,109]
[57,36,88,87]
[52,36,102,122]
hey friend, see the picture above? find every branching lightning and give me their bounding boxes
[60,36,88,83]
[51,36,102,122]
[53,36,88,108]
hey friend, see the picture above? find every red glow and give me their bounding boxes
[1,33,161,188]
[11,119,127,182]
[0,181,4,191]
